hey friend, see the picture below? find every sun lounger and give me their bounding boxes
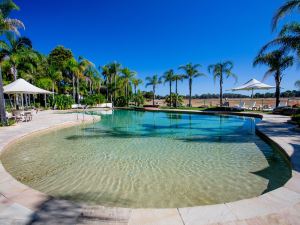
[233,102,246,110]
[247,102,256,110]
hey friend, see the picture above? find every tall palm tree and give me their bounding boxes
[64,58,78,100]
[179,63,205,107]
[208,61,237,106]
[48,66,62,100]
[272,0,300,30]
[145,75,161,106]
[121,67,136,105]
[101,65,110,101]
[108,61,121,103]
[173,74,184,108]
[74,57,93,103]
[132,78,143,95]
[253,50,293,107]
[132,78,143,106]
[0,0,24,124]
[161,69,174,107]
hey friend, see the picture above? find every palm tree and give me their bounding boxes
[208,61,237,106]
[253,50,293,107]
[173,74,184,108]
[161,69,174,107]
[179,63,205,107]
[64,58,78,100]
[132,78,143,106]
[145,75,161,106]
[0,0,24,124]
[121,67,136,105]
[73,57,93,103]
[108,61,121,103]
[48,66,62,100]
[272,0,300,30]
[0,35,33,81]
[132,78,143,95]
[260,22,300,58]
[101,65,110,101]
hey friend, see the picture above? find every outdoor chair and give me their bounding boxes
[247,102,257,110]
[12,110,25,122]
[233,102,246,110]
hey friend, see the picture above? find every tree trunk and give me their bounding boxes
[52,82,55,101]
[169,81,172,107]
[275,71,281,107]
[72,74,76,100]
[219,76,223,106]
[76,77,80,104]
[134,85,137,106]
[175,80,178,108]
[0,66,7,125]
[153,86,155,106]
[189,78,192,107]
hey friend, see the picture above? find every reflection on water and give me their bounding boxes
[0,110,291,208]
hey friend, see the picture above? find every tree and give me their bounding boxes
[161,69,174,107]
[132,78,143,95]
[108,61,121,103]
[145,75,161,106]
[74,57,93,103]
[101,65,110,101]
[253,50,293,107]
[0,0,24,125]
[121,67,136,105]
[64,58,78,99]
[132,78,143,106]
[272,0,300,30]
[208,61,237,106]
[173,74,183,108]
[179,63,205,107]
[47,66,62,100]
[48,46,73,71]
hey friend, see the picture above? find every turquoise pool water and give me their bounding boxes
[1,110,291,208]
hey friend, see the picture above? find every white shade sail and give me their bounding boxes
[3,78,52,94]
[231,78,275,91]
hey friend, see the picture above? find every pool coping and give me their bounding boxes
[0,109,300,224]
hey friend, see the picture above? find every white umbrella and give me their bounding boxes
[3,78,52,109]
[231,78,275,98]
[3,78,52,94]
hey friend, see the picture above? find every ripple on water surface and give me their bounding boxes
[1,110,291,208]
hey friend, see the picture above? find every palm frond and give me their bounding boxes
[272,0,300,31]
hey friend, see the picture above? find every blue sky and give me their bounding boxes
[14,0,299,96]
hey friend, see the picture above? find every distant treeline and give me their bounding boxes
[141,90,300,100]
[190,90,300,99]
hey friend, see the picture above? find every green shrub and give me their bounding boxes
[165,93,184,107]
[292,114,300,126]
[81,94,106,106]
[0,118,16,127]
[114,96,127,107]
[132,90,145,106]
[54,95,74,110]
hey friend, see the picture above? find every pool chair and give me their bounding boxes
[278,101,288,107]
[11,110,25,122]
[247,101,257,110]
[233,102,246,110]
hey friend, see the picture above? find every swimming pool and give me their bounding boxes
[1,110,291,208]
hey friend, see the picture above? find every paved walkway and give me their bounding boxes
[0,110,299,225]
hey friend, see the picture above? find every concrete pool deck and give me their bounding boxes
[0,110,299,225]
